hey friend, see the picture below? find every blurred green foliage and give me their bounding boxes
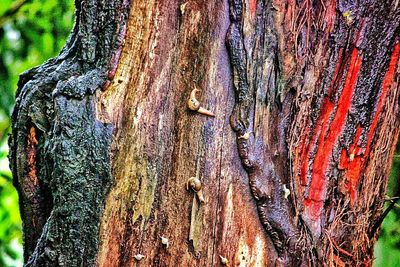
[374,154,400,266]
[0,0,74,266]
[0,0,398,266]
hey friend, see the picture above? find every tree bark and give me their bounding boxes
[9,0,400,266]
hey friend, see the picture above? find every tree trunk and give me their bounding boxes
[9,0,400,266]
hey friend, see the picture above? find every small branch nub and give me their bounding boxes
[187,88,215,117]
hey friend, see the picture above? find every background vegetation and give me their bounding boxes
[0,1,398,266]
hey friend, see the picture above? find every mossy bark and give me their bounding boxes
[9,0,400,266]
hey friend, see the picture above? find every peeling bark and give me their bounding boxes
[9,0,400,266]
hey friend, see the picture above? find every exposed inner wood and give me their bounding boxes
[97,1,272,266]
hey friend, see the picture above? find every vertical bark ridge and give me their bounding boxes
[226,0,323,263]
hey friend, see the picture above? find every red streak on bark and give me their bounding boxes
[339,43,400,202]
[304,48,362,220]
[27,127,39,187]
[249,0,257,16]
[338,126,362,202]
[296,49,344,187]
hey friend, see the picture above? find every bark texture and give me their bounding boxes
[227,0,400,265]
[9,0,400,266]
[9,0,129,265]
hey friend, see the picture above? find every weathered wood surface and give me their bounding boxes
[9,0,400,266]
[97,1,273,266]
